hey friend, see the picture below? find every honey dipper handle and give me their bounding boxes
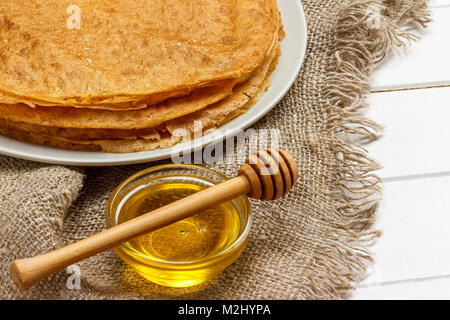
[10,175,251,291]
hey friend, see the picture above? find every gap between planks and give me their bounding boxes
[371,83,450,93]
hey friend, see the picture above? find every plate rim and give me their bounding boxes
[0,1,307,166]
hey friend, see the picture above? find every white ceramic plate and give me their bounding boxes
[0,0,307,166]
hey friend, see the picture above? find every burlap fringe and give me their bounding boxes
[308,0,430,299]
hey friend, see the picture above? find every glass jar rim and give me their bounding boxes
[106,163,252,266]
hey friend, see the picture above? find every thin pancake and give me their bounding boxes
[0,38,277,139]
[0,44,280,153]
[0,30,278,131]
[0,78,239,130]
[0,0,279,105]
[0,78,238,111]
[0,119,163,140]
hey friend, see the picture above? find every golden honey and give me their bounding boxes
[106,164,252,288]
[119,182,241,262]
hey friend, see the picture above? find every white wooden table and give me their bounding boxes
[352,0,450,299]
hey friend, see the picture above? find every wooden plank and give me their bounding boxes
[360,175,450,287]
[352,276,450,300]
[365,87,450,179]
[372,7,450,91]
[431,0,450,8]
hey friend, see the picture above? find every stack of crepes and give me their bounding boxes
[0,0,283,153]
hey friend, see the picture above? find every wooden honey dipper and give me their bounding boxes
[10,149,298,291]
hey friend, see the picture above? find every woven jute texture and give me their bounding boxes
[0,0,430,299]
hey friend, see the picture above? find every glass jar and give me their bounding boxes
[105,164,252,287]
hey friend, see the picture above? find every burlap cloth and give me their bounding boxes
[0,0,430,299]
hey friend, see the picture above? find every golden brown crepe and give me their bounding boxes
[0,25,279,130]
[0,119,163,140]
[0,0,279,105]
[0,37,278,137]
[0,44,280,153]
[0,78,240,111]
[0,78,239,130]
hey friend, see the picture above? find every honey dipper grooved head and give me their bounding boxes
[238,149,298,200]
